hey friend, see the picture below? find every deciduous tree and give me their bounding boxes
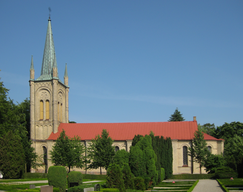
[188,130,209,174]
[50,130,85,172]
[86,129,115,174]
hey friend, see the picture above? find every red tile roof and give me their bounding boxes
[47,121,223,141]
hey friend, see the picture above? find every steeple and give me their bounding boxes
[64,63,68,86]
[30,55,35,80]
[36,18,59,81]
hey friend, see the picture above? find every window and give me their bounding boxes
[115,146,119,152]
[46,100,49,120]
[208,146,212,153]
[183,146,188,166]
[40,100,44,120]
[43,146,47,173]
[60,103,62,122]
[58,102,60,121]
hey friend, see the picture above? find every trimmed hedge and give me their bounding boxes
[83,174,106,180]
[133,177,145,191]
[68,171,83,188]
[48,166,67,192]
[101,188,119,192]
[169,174,215,179]
[214,167,238,179]
[187,180,199,192]
[23,173,48,179]
[217,179,229,192]
[161,168,165,181]
[67,186,85,192]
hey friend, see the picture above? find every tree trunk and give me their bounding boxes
[69,166,71,173]
[100,167,102,175]
[199,163,201,174]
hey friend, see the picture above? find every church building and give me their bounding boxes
[30,18,224,175]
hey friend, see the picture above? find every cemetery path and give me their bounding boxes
[192,179,224,192]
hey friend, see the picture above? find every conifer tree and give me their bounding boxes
[168,108,185,121]
[0,131,25,178]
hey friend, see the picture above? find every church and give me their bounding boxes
[29,18,224,175]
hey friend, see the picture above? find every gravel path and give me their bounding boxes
[192,179,224,192]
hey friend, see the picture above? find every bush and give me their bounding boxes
[23,173,48,179]
[83,174,106,180]
[67,186,85,192]
[106,163,125,192]
[68,171,83,188]
[214,166,238,179]
[143,177,150,190]
[48,166,67,192]
[122,164,134,189]
[133,177,145,191]
[101,189,119,192]
[161,168,165,181]
[169,174,215,179]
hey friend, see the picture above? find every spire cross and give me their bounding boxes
[49,7,51,19]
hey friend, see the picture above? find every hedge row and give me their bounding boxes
[83,174,107,180]
[23,173,48,179]
[169,174,215,179]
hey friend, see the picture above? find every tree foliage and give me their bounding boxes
[0,131,25,178]
[86,129,115,174]
[106,163,126,192]
[198,123,216,137]
[0,79,36,172]
[113,149,129,169]
[168,108,185,121]
[188,130,209,174]
[50,130,85,172]
[204,154,225,173]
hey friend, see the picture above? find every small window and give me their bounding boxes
[115,146,119,152]
[208,146,212,153]
[183,146,188,166]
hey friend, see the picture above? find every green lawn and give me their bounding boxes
[218,178,243,191]
[152,180,197,192]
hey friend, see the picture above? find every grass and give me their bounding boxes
[0,179,105,192]
[0,178,47,183]
[218,178,243,191]
[152,180,197,192]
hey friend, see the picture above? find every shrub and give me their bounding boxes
[68,171,83,188]
[161,168,165,181]
[133,177,145,191]
[101,189,119,192]
[106,163,125,192]
[157,169,161,184]
[113,149,129,169]
[48,166,67,192]
[214,166,238,179]
[122,164,134,189]
[143,177,150,190]
[67,186,85,192]
[83,174,106,180]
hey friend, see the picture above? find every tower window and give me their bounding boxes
[60,103,62,122]
[183,146,188,166]
[40,100,44,120]
[46,100,49,120]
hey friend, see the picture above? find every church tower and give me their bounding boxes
[29,17,69,172]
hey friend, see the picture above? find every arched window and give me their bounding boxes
[115,146,119,152]
[40,100,44,120]
[183,146,188,166]
[208,146,212,153]
[46,100,49,120]
[43,146,47,173]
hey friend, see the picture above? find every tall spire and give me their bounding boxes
[64,63,68,77]
[36,18,59,81]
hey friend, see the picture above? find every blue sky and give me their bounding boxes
[0,1,242,127]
